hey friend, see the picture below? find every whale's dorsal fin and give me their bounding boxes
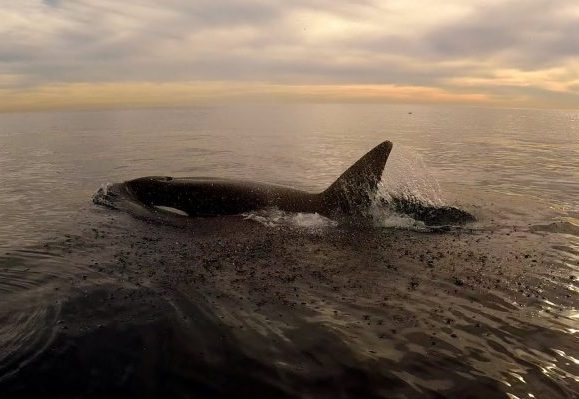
[322,141,393,214]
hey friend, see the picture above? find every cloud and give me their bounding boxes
[0,0,578,110]
[425,0,579,67]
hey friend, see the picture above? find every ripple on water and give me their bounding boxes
[0,249,68,295]
[0,304,59,383]
[0,250,79,385]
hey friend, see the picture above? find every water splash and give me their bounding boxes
[378,146,444,207]
[369,147,475,227]
[92,183,116,209]
[243,208,337,230]
[367,202,429,230]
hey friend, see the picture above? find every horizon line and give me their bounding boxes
[1,81,577,113]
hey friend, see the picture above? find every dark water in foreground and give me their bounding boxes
[0,104,577,398]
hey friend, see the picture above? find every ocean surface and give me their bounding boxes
[0,104,577,398]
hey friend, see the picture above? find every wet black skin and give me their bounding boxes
[125,177,325,217]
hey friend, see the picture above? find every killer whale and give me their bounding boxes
[94,141,474,226]
[95,141,391,222]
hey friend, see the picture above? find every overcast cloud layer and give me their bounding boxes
[1,0,579,110]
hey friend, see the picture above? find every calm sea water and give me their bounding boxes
[0,104,577,398]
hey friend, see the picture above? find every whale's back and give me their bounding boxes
[125,177,321,216]
[95,141,394,221]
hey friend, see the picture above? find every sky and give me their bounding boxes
[1,0,579,111]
